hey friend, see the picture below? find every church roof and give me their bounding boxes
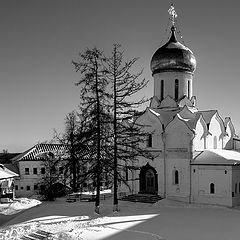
[192,149,240,165]
[150,26,196,74]
[198,110,217,125]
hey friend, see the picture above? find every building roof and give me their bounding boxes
[150,26,196,74]
[11,143,68,161]
[192,149,240,165]
[0,164,19,180]
[0,153,21,164]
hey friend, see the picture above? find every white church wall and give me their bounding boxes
[232,166,240,206]
[223,119,235,149]
[117,152,165,197]
[191,165,232,206]
[165,117,194,151]
[135,109,164,150]
[233,139,240,150]
[166,152,191,202]
[153,71,193,101]
[207,117,223,149]
[193,120,205,151]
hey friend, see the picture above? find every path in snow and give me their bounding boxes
[2,197,240,239]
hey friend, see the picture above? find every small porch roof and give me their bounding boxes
[192,149,240,166]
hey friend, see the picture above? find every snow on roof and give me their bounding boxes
[0,164,19,180]
[198,110,217,125]
[12,143,68,161]
[153,108,180,126]
[192,149,240,165]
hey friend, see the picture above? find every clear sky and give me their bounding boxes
[1,0,240,152]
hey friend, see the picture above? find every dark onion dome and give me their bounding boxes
[150,26,196,74]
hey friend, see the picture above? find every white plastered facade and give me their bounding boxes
[119,27,240,207]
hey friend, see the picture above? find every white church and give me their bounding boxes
[120,7,240,207]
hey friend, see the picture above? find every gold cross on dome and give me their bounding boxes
[168,4,177,26]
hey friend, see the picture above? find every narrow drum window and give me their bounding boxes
[161,80,164,101]
[210,183,215,194]
[175,79,179,100]
[147,134,152,147]
[188,80,190,98]
[174,170,179,185]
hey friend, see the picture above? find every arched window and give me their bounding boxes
[147,134,152,147]
[173,170,179,185]
[161,80,164,101]
[213,136,217,149]
[210,183,215,194]
[175,79,179,100]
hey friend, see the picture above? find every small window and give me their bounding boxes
[41,167,45,174]
[188,80,190,98]
[239,183,240,193]
[21,186,24,190]
[34,184,38,190]
[210,183,215,194]
[175,79,179,100]
[25,168,29,175]
[225,170,227,174]
[173,170,179,185]
[33,168,37,175]
[15,185,18,191]
[161,80,164,101]
[232,192,235,197]
[147,134,152,147]
[193,169,195,173]
[26,186,30,191]
[235,183,238,194]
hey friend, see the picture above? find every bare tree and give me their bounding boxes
[72,48,110,214]
[104,44,151,212]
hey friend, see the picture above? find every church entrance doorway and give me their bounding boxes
[139,163,158,194]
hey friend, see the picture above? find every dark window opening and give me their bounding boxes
[161,80,164,101]
[210,183,215,194]
[175,79,179,100]
[15,185,18,191]
[25,168,29,175]
[147,134,152,147]
[33,168,37,175]
[225,170,227,174]
[188,80,190,98]
[34,184,38,190]
[174,170,179,185]
[26,186,30,191]
[41,168,45,174]
[235,183,238,194]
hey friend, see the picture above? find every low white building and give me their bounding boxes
[11,143,68,197]
[119,10,240,207]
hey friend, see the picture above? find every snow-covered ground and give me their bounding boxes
[1,197,240,240]
[0,198,41,215]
